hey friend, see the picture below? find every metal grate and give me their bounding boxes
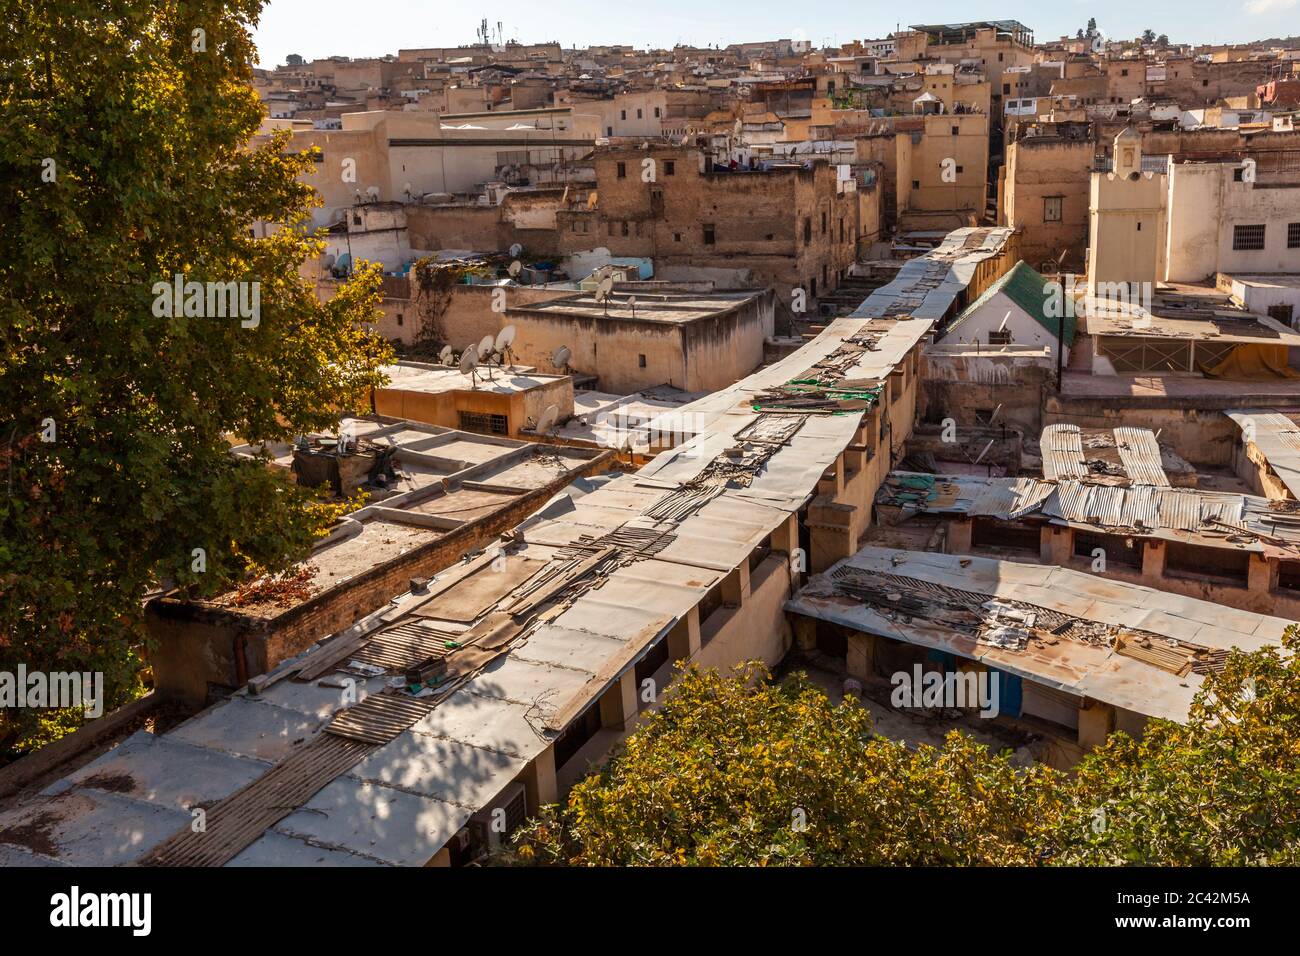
[1232,224,1266,251]
[1289,222,1300,249]
[325,692,438,745]
[349,621,458,672]
[141,734,371,867]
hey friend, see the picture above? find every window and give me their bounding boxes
[803,218,811,243]
[395,313,403,327]
[988,329,1012,345]
[1120,68,1128,76]
[1002,83,1010,94]
[673,232,682,242]
[1233,224,1266,251]
[827,80,835,93]
[654,106,660,117]
[911,180,920,190]
[638,354,647,368]
[702,223,715,245]
[606,126,612,136]
[621,221,629,237]
[1043,196,1063,222]
[620,109,626,119]
[956,165,964,174]
[1202,79,1209,87]
[616,161,626,179]
[458,411,508,436]
[998,52,1004,62]
[1289,222,1300,248]
[636,108,642,119]
[951,125,959,135]
[1233,167,1246,182]
[664,160,675,175]
[821,211,827,234]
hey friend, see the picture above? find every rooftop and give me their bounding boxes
[510,289,766,325]
[787,546,1289,723]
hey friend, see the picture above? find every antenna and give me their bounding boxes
[495,324,517,369]
[477,334,497,377]
[536,403,559,435]
[594,275,615,316]
[459,343,480,388]
[551,344,572,372]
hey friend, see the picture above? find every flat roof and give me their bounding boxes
[0,317,924,866]
[511,289,765,325]
[853,227,1015,322]
[377,361,566,395]
[786,547,1290,723]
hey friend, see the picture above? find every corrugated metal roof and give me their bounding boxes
[1115,427,1170,487]
[1226,408,1300,501]
[1041,423,1087,480]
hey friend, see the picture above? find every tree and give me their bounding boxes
[0,1,392,755]
[509,663,1064,866]
[1157,35,1170,48]
[510,628,1300,866]
[1087,17,1098,37]
[1141,29,1157,45]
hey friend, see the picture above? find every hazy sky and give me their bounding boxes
[251,0,1299,67]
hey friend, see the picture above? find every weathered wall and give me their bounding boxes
[1004,137,1092,270]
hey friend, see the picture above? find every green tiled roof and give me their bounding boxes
[949,262,1076,346]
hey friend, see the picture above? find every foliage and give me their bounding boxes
[0,1,392,755]
[510,628,1300,866]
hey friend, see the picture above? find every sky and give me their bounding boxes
[251,0,1300,68]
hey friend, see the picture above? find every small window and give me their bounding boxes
[803,218,811,242]
[664,160,675,175]
[911,180,920,190]
[1121,68,1128,76]
[1002,83,1010,94]
[636,108,643,119]
[1233,167,1245,182]
[638,354,647,368]
[988,330,1012,345]
[951,125,959,135]
[703,223,715,245]
[1288,222,1300,248]
[606,126,612,136]
[1043,196,1063,222]
[1233,224,1266,251]
[395,314,403,326]
[621,221,629,237]
[620,109,626,120]
[956,165,963,174]
[673,232,682,242]
[1202,79,1209,87]
[616,161,626,179]
[654,106,661,117]
[821,211,827,234]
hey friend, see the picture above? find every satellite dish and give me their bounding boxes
[509,243,523,258]
[551,345,571,370]
[321,253,336,269]
[438,345,454,365]
[627,294,637,318]
[495,324,516,351]
[478,333,495,358]
[508,259,523,277]
[536,403,559,435]
[459,344,478,376]
[594,275,615,309]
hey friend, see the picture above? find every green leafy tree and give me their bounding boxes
[511,629,1300,866]
[0,1,392,754]
[1141,29,1157,45]
[509,663,1064,866]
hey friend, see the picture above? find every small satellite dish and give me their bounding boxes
[321,253,336,269]
[459,344,478,376]
[552,345,572,370]
[627,294,637,318]
[438,345,454,365]
[478,333,495,359]
[594,275,615,302]
[509,243,523,258]
[508,260,523,277]
[495,324,517,352]
[536,403,559,434]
